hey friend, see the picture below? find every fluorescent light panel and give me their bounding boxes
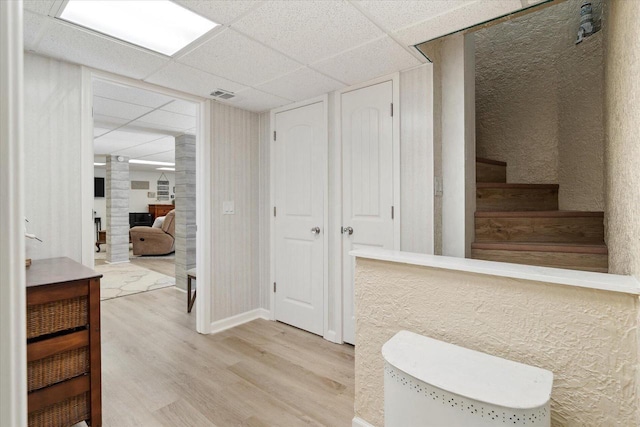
[59,0,218,56]
[93,162,106,166]
[157,167,176,171]
[129,159,175,166]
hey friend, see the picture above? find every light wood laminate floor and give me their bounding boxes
[99,287,355,426]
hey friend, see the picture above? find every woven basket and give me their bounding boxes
[28,392,89,427]
[28,347,89,392]
[27,297,88,339]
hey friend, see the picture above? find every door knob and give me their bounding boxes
[342,226,353,235]
[311,226,321,234]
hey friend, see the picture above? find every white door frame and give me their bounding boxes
[332,72,401,344]
[269,95,329,338]
[0,1,27,425]
[80,69,213,334]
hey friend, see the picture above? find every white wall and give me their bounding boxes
[0,2,27,425]
[210,102,260,322]
[93,167,175,223]
[400,65,435,255]
[441,34,476,258]
[24,53,83,261]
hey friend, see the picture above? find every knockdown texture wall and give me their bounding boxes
[353,258,640,426]
[604,0,640,278]
[210,102,260,322]
[475,0,605,211]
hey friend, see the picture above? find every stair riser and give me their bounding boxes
[477,162,506,183]
[476,188,558,211]
[471,249,608,273]
[475,217,604,244]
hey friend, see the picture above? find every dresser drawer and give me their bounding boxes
[27,282,89,340]
[28,390,90,427]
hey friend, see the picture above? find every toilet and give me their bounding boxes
[382,331,553,427]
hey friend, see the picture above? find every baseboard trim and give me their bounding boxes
[209,308,271,335]
[324,329,340,344]
[352,416,376,427]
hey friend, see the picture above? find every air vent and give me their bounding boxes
[210,89,235,100]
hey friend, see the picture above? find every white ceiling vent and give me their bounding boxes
[210,89,236,100]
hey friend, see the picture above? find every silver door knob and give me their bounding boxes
[343,226,353,235]
[311,226,321,234]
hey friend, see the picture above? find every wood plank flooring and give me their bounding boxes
[96,287,354,427]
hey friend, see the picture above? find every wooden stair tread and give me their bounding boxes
[475,210,604,218]
[471,242,608,254]
[477,183,559,190]
[476,157,507,166]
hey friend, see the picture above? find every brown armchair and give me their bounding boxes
[130,210,176,256]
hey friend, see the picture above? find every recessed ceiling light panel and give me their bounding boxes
[58,0,218,56]
[129,159,175,166]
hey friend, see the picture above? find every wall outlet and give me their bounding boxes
[223,201,235,215]
[434,176,443,197]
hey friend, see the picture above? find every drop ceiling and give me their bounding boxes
[23,0,545,113]
[93,79,197,171]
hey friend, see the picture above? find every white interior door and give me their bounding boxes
[342,81,395,345]
[274,102,325,336]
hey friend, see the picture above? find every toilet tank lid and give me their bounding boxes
[382,331,553,409]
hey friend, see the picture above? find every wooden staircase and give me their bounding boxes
[471,158,608,272]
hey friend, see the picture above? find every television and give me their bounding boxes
[94,177,105,198]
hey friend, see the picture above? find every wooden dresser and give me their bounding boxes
[26,257,102,427]
[148,203,174,220]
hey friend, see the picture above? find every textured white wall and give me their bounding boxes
[210,102,260,321]
[354,257,640,426]
[24,53,83,261]
[604,0,640,278]
[475,0,604,210]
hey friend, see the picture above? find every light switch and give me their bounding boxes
[223,201,235,215]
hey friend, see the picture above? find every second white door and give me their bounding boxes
[341,80,395,345]
[274,101,325,336]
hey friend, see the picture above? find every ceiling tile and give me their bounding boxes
[355,1,468,32]
[231,1,384,65]
[115,138,176,158]
[161,100,198,117]
[23,1,57,15]
[93,97,154,122]
[228,88,291,112]
[135,110,197,132]
[93,80,174,109]
[97,129,168,143]
[136,151,176,163]
[172,0,262,25]
[94,127,111,137]
[35,18,170,80]
[395,0,522,46]
[23,10,50,51]
[93,114,131,131]
[257,67,344,102]
[312,36,421,85]
[94,136,146,155]
[145,61,247,99]
[177,28,300,86]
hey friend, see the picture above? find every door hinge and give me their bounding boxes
[390,103,394,117]
[273,206,277,217]
[273,130,277,141]
[273,282,277,292]
[391,206,394,219]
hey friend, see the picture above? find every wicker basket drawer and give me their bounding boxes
[28,392,90,427]
[28,346,89,392]
[27,297,88,339]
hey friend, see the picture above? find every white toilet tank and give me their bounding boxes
[382,331,553,427]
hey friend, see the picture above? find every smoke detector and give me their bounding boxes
[210,89,235,100]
